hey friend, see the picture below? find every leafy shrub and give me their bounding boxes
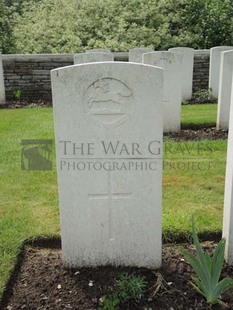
[192,89,213,103]
[0,1,15,53]
[8,0,233,54]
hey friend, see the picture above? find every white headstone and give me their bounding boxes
[0,54,6,104]
[86,49,111,53]
[51,62,163,268]
[223,72,233,264]
[129,48,154,63]
[217,50,233,130]
[143,51,182,132]
[169,47,194,101]
[209,46,233,99]
[74,52,114,64]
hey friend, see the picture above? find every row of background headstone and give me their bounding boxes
[2,46,233,131]
[0,49,214,104]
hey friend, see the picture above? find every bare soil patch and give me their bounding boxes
[166,127,228,141]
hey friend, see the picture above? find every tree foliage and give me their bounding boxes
[183,0,233,48]
[0,1,15,53]
[1,0,233,53]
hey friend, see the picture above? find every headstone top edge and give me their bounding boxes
[129,47,154,51]
[169,47,194,50]
[222,49,233,55]
[74,52,113,56]
[51,61,164,75]
[210,46,233,51]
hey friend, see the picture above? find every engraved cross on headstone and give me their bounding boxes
[88,171,132,240]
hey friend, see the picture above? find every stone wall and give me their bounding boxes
[2,50,210,102]
[2,54,73,101]
[192,50,210,92]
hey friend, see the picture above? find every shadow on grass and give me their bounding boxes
[181,123,216,130]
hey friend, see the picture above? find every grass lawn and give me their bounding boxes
[0,103,225,298]
[181,103,217,128]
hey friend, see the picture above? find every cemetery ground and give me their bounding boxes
[1,103,233,309]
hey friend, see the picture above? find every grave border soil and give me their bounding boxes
[0,232,222,309]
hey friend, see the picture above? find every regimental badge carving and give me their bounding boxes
[83,78,133,126]
[153,58,172,66]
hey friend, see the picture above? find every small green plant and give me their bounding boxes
[192,88,212,103]
[182,216,233,305]
[99,273,147,309]
[12,89,22,100]
[117,273,147,302]
[99,295,120,310]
